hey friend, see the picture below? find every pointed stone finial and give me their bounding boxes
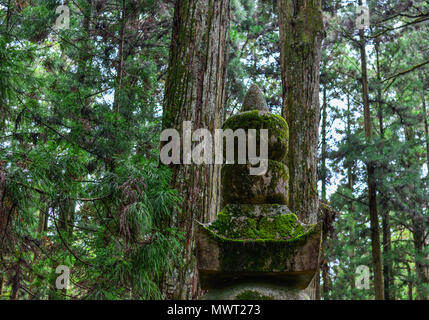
[242,83,269,112]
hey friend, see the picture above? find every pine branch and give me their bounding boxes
[52,216,93,267]
[383,58,429,83]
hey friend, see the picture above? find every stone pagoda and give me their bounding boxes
[195,84,321,300]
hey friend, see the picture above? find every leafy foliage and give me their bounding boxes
[0,0,182,299]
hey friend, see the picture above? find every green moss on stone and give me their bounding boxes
[200,222,320,272]
[209,208,309,241]
[222,110,289,161]
[242,84,269,112]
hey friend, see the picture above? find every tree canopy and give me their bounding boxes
[0,0,428,300]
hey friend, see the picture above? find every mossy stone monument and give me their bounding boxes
[195,84,321,300]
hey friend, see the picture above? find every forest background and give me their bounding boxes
[0,0,428,300]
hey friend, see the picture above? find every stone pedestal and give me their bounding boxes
[196,84,321,300]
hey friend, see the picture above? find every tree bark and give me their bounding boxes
[10,268,20,300]
[358,7,384,299]
[413,219,428,300]
[381,206,392,299]
[422,91,429,176]
[375,42,393,300]
[278,0,325,300]
[321,87,327,202]
[37,200,48,234]
[162,0,230,299]
[114,0,126,113]
[58,199,75,238]
[277,0,325,225]
[403,124,429,300]
[405,262,413,300]
[317,86,328,300]
[421,89,429,300]
[346,94,354,192]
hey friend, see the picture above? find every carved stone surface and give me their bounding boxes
[221,161,289,205]
[196,221,321,290]
[241,84,269,112]
[222,110,289,161]
[195,84,321,300]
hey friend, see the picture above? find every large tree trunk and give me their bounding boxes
[162,0,230,300]
[358,7,384,299]
[278,0,325,300]
[277,0,325,225]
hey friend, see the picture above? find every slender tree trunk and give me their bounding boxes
[320,204,332,301]
[43,208,49,232]
[375,42,393,300]
[114,0,126,113]
[5,0,11,32]
[316,86,328,300]
[407,263,413,300]
[346,94,358,296]
[10,268,20,300]
[421,90,429,300]
[358,6,384,299]
[30,198,49,295]
[413,221,428,300]
[381,206,392,299]
[162,0,230,299]
[422,92,429,175]
[346,95,354,193]
[315,271,321,300]
[321,87,327,202]
[321,257,330,299]
[37,204,47,234]
[404,125,429,300]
